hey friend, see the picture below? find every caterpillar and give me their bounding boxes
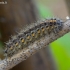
[4,18,63,58]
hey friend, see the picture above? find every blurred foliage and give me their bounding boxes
[50,33,70,70]
[37,2,70,70]
[37,4,53,18]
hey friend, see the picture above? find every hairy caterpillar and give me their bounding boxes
[4,18,63,58]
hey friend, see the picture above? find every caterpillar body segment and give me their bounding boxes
[5,42,15,57]
[17,33,27,49]
[4,18,63,58]
[30,28,36,41]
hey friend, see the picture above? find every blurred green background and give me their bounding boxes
[36,0,70,70]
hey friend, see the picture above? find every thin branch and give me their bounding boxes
[0,20,70,70]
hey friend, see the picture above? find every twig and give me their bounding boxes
[0,20,70,70]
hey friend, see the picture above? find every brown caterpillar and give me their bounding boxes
[4,18,63,58]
